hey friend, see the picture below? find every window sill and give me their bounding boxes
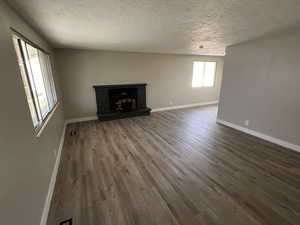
[35,103,60,138]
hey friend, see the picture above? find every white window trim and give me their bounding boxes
[35,102,59,137]
[192,61,217,88]
[11,28,59,137]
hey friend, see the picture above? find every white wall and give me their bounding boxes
[218,29,300,147]
[55,49,224,119]
[0,1,65,225]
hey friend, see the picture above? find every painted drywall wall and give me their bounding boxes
[55,49,224,119]
[0,1,65,225]
[218,29,300,146]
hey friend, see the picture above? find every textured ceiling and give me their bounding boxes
[6,0,300,55]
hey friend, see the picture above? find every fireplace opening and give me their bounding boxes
[109,88,138,113]
[94,83,151,121]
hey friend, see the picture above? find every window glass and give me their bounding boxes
[203,62,216,87]
[192,61,216,88]
[13,39,39,127]
[13,34,58,131]
[26,44,50,118]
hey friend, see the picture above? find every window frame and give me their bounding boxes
[11,28,59,136]
[192,61,217,88]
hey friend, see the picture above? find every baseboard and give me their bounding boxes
[66,116,98,124]
[152,101,218,112]
[65,102,219,124]
[39,113,299,225]
[40,123,67,225]
[216,119,300,153]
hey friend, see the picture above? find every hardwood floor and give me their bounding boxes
[47,105,300,225]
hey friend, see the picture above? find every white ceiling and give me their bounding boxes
[6,0,300,55]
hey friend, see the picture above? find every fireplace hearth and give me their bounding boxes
[94,84,151,121]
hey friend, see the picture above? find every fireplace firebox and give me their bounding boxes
[94,84,151,121]
[109,88,137,113]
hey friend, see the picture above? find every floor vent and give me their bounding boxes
[59,218,72,225]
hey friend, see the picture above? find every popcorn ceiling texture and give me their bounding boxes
[6,0,300,55]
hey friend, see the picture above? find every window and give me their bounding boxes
[192,61,216,88]
[12,33,58,133]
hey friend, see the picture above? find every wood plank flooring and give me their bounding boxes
[47,105,300,225]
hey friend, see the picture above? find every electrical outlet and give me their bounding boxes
[244,120,250,126]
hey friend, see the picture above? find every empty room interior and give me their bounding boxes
[1,0,300,225]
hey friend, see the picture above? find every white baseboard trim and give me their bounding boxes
[66,116,98,124]
[40,123,67,225]
[152,101,218,112]
[217,119,300,153]
[39,114,299,225]
[64,102,219,124]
